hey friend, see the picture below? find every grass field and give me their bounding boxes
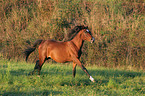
[0,59,145,96]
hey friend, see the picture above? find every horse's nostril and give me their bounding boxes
[91,37,95,43]
[92,38,95,41]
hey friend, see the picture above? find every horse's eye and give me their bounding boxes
[86,29,90,33]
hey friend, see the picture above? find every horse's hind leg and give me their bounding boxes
[72,62,77,77]
[28,60,41,75]
[28,56,48,75]
[28,60,40,75]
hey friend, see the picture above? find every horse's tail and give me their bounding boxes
[24,39,43,61]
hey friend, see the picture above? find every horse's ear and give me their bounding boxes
[81,25,85,29]
[75,27,80,32]
[85,26,88,29]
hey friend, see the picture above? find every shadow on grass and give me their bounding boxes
[10,67,143,77]
[4,64,142,78]
[40,67,143,86]
[2,90,63,96]
[10,69,27,76]
[2,66,143,86]
[89,68,142,78]
[87,68,143,86]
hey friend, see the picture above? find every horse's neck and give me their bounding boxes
[71,32,84,50]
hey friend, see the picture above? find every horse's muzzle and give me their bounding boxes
[91,37,95,43]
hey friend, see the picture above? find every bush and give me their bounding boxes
[1,0,145,68]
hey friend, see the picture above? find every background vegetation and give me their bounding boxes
[1,0,145,68]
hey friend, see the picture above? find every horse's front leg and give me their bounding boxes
[72,57,95,82]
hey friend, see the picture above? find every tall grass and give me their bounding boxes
[1,0,145,68]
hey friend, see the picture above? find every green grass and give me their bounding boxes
[0,59,145,96]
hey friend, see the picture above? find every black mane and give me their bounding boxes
[67,25,88,41]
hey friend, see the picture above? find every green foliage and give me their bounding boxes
[1,0,145,68]
[0,60,145,95]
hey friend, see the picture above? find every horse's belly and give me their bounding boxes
[52,54,71,63]
[49,50,72,63]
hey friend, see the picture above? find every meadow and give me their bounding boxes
[0,59,144,96]
[0,0,145,95]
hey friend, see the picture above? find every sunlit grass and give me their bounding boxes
[0,60,144,95]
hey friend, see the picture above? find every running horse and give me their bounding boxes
[24,25,95,82]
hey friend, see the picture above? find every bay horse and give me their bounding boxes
[24,25,95,82]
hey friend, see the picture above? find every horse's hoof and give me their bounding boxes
[28,71,34,75]
[28,69,40,75]
[89,76,95,82]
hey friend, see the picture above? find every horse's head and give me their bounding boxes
[81,26,95,43]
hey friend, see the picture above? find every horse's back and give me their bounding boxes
[39,39,72,63]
